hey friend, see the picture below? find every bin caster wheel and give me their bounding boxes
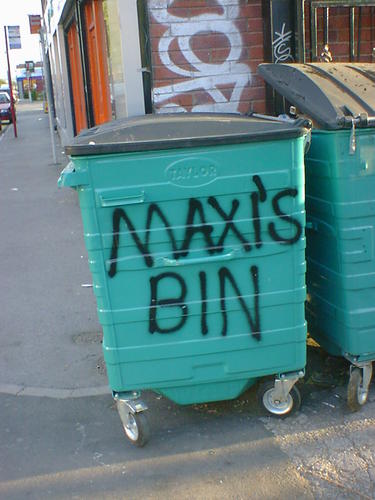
[117,401,150,447]
[258,380,301,417]
[347,367,369,412]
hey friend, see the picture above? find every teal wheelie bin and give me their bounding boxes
[259,62,375,411]
[59,113,309,445]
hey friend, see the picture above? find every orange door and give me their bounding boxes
[67,22,88,134]
[84,0,112,125]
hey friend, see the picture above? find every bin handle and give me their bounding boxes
[58,162,89,188]
[306,221,318,232]
[156,249,238,267]
[99,191,145,207]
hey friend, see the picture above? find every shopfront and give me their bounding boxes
[44,0,145,142]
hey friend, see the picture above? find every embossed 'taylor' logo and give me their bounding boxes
[165,158,218,187]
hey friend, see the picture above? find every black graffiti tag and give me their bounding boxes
[108,179,301,274]
[268,188,302,244]
[219,265,260,340]
[107,175,303,341]
[108,203,178,277]
[149,272,188,334]
[148,266,261,340]
[179,198,216,257]
[207,196,251,252]
[199,271,208,335]
[251,175,267,249]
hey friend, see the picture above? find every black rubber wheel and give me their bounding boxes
[121,411,150,447]
[347,368,368,412]
[257,380,301,418]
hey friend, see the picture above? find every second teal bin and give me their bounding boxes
[259,62,375,413]
[306,128,375,361]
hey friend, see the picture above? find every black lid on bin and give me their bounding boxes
[258,63,375,130]
[66,113,308,156]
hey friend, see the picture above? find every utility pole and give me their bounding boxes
[25,61,35,103]
[4,26,18,138]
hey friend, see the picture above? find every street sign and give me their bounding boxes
[29,15,42,35]
[7,26,21,49]
[4,26,19,137]
[25,60,35,72]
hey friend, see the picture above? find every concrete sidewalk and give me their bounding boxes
[0,102,314,499]
[0,102,312,499]
[0,101,107,395]
[0,102,374,499]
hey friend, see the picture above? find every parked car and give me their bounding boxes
[0,91,14,123]
[0,85,18,102]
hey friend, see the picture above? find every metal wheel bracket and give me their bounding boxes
[113,391,148,414]
[272,373,302,404]
[272,378,297,404]
[113,391,150,446]
[350,362,373,394]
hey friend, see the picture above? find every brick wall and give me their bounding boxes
[148,0,266,114]
[147,1,375,115]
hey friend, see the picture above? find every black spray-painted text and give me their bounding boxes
[107,175,302,340]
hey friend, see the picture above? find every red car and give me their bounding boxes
[0,92,14,123]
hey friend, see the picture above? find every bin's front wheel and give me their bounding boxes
[117,402,150,447]
[347,368,368,412]
[258,380,301,417]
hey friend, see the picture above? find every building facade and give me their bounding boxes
[42,0,375,144]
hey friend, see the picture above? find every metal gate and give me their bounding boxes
[298,0,375,63]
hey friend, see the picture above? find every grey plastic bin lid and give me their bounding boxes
[66,113,307,156]
[258,63,375,130]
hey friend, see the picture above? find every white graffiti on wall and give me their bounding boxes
[150,0,251,113]
[272,23,294,63]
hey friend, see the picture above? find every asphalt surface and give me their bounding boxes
[0,102,374,499]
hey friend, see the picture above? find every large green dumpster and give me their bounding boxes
[59,113,308,445]
[259,62,375,411]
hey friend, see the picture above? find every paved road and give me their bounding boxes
[0,102,374,499]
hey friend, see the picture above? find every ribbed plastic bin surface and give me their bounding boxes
[305,128,375,360]
[258,63,375,363]
[60,113,307,404]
